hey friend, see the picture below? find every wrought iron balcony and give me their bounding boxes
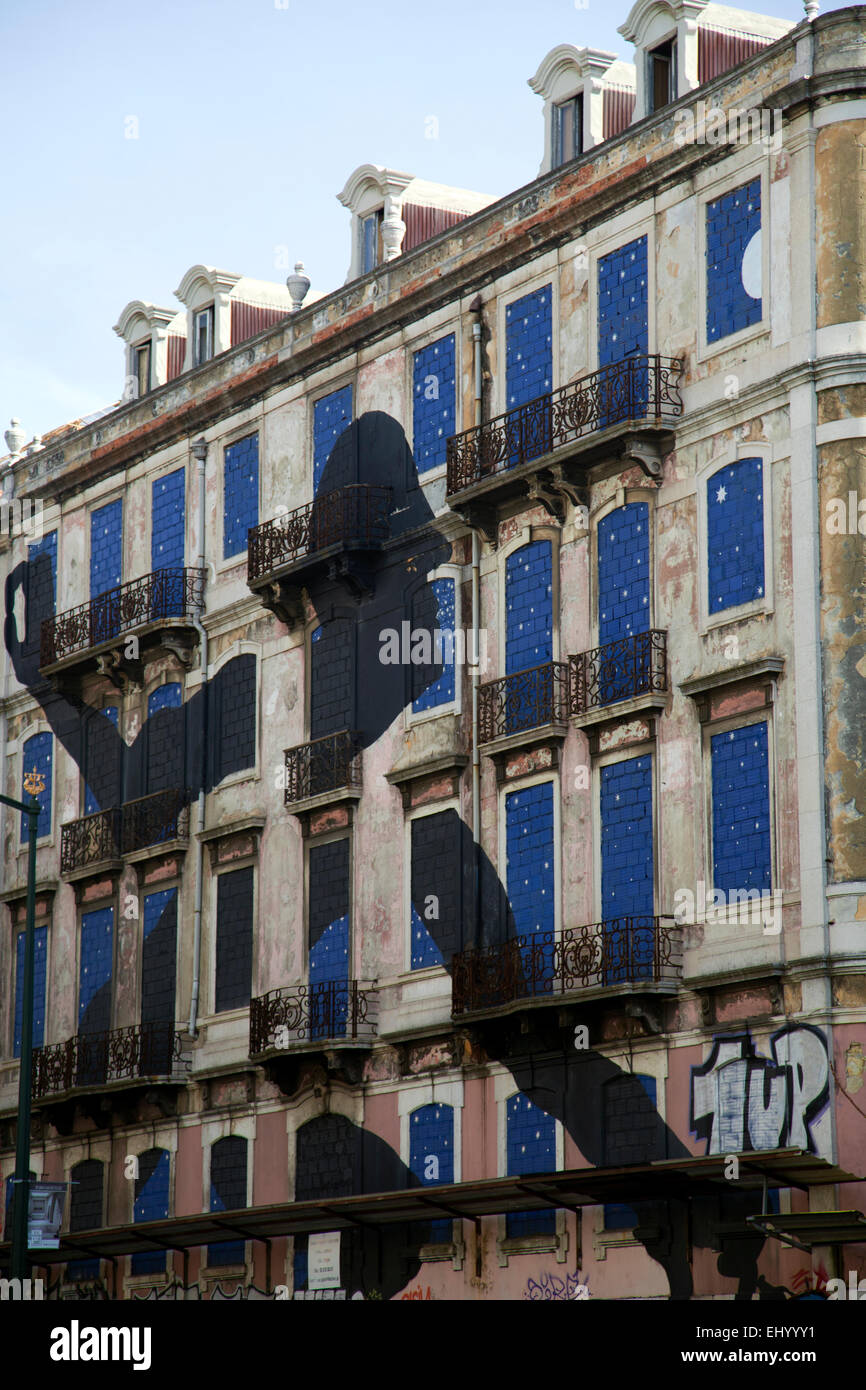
[570,630,668,717]
[284,730,362,807]
[32,1022,187,1100]
[478,662,570,745]
[60,789,189,875]
[247,485,391,624]
[452,918,681,1017]
[249,981,379,1057]
[40,567,206,675]
[446,356,683,498]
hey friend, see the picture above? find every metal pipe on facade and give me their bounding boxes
[470,300,484,943]
[188,437,210,1039]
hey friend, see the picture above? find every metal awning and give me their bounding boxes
[747,1209,866,1252]
[3,1148,860,1266]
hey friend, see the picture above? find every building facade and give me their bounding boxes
[0,0,865,1301]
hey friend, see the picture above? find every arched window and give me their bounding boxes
[132,1149,170,1275]
[212,655,256,783]
[67,1159,104,1282]
[208,1136,248,1268]
[409,1103,454,1242]
[506,1093,556,1238]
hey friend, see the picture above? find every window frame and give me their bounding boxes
[497,273,559,421]
[494,1071,568,1264]
[498,772,562,945]
[552,94,583,168]
[361,209,384,275]
[408,322,460,482]
[304,829,354,986]
[592,742,659,925]
[75,896,118,1038]
[588,214,655,375]
[210,644,260,791]
[703,710,778,913]
[134,340,152,397]
[403,797,463,976]
[589,490,657,649]
[404,563,465,727]
[219,423,261,566]
[211,859,257,1018]
[696,161,769,362]
[398,1079,465,1267]
[193,304,214,367]
[696,444,775,634]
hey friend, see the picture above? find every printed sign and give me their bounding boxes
[307,1231,341,1290]
[28,1182,67,1249]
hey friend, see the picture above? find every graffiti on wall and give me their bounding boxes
[690,1025,830,1154]
[399,1285,433,1300]
[523,1270,590,1301]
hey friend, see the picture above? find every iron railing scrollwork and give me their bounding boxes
[284,730,362,805]
[32,1022,187,1100]
[478,661,570,743]
[570,630,667,714]
[248,485,391,584]
[249,981,379,1055]
[446,355,683,495]
[451,917,680,1015]
[60,789,189,873]
[40,567,206,668]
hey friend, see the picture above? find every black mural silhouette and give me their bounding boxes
[4,410,776,1300]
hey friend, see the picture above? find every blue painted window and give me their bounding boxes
[208,1136,248,1267]
[309,839,350,1039]
[506,1093,556,1238]
[412,577,456,712]
[313,386,353,495]
[598,503,650,645]
[13,926,46,1057]
[706,178,762,343]
[506,781,556,995]
[598,235,648,367]
[600,756,654,982]
[711,722,772,894]
[151,468,185,570]
[505,541,553,674]
[148,683,181,718]
[28,529,57,609]
[67,1159,104,1282]
[506,287,552,410]
[410,1103,454,1242]
[413,335,456,472]
[132,1149,170,1275]
[223,433,259,559]
[410,810,465,970]
[21,732,52,839]
[84,706,119,816]
[90,499,123,599]
[78,907,114,1035]
[141,889,178,1070]
[604,1074,657,1229]
[706,458,765,614]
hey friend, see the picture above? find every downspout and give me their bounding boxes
[188,437,209,1038]
[470,299,484,945]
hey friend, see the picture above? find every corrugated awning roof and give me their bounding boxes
[5,1149,860,1266]
[747,1209,866,1251]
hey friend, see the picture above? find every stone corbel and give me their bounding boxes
[96,648,143,693]
[619,433,665,479]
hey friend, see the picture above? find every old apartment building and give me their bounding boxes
[0,0,864,1300]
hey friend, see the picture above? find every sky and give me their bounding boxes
[1,0,804,444]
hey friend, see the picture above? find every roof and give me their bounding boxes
[5,1150,860,1267]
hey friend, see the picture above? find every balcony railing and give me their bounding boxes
[570,630,668,715]
[478,661,570,743]
[284,730,362,806]
[32,1022,187,1100]
[248,484,392,585]
[40,567,206,669]
[60,789,189,874]
[446,355,684,495]
[249,981,379,1056]
[452,917,681,1016]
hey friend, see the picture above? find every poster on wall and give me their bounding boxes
[307,1231,341,1290]
[27,1181,67,1248]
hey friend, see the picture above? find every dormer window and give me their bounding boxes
[362,210,384,274]
[648,37,677,111]
[194,305,214,366]
[134,342,151,397]
[552,96,583,168]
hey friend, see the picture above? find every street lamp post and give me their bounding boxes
[0,767,44,1280]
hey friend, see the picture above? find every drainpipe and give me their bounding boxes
[188,437,209,1039]
[470,299,484,945]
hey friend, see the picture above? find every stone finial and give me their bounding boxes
[4,419,26,456]
[804,0,819,17]
[287,261,311,312]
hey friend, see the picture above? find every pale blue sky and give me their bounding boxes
[1,0,803,442]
